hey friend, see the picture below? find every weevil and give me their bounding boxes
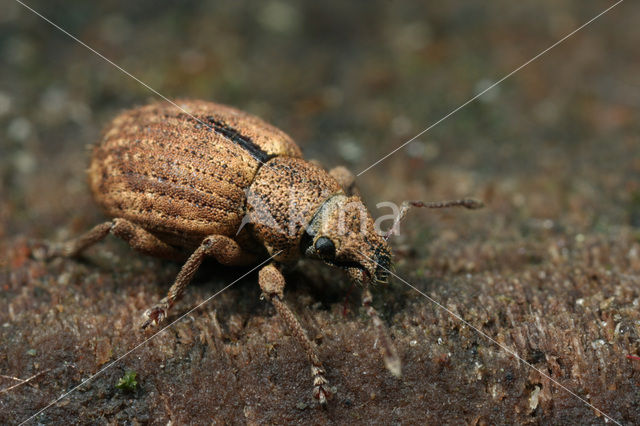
[34,100,481,404]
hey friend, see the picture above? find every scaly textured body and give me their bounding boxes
[89,100,303,249]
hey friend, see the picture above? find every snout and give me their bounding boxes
[348,249,391,285]
[374,254,391,283]
[371,243,391,283]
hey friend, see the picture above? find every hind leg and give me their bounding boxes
[33,218,183,260]
[33,221,254,328]
[142,234,254,328]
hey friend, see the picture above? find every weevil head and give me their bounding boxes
[302,194,392,284]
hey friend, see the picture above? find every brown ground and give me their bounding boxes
[2,1,640,424]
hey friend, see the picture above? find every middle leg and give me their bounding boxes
[142,234,254,328]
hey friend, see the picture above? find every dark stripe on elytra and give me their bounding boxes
[205,116,275,164]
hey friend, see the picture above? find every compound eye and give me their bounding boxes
[315,237,336,259]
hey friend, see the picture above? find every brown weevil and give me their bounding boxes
[34,100,481,404]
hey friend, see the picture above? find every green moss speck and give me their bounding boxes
[116,371,138,392]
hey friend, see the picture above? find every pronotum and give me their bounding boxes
[35,99,481,404]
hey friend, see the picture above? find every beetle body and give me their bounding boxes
[42,100,395,404]
[89,101,301,251]
[89,100,389,276]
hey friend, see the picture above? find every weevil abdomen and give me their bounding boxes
[88,100,302,248]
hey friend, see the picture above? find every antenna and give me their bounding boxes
[384,198,484,240]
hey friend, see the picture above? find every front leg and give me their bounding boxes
[258,264,331,405]
[362,285,401,377]
[142,234,254,328]
[329,165,359,196]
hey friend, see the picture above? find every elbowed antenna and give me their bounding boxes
[384,198,484,240]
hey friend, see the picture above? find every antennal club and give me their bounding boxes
[384,198,483,240]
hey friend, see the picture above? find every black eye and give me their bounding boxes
[315,237,335,258]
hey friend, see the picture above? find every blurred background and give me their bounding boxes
[1,0,640,423]
[1,0,638,239]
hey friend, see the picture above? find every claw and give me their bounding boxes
[313,384,331,405]
[141,305,167,329]
[311,365,331,405]
[29,240,59,260]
